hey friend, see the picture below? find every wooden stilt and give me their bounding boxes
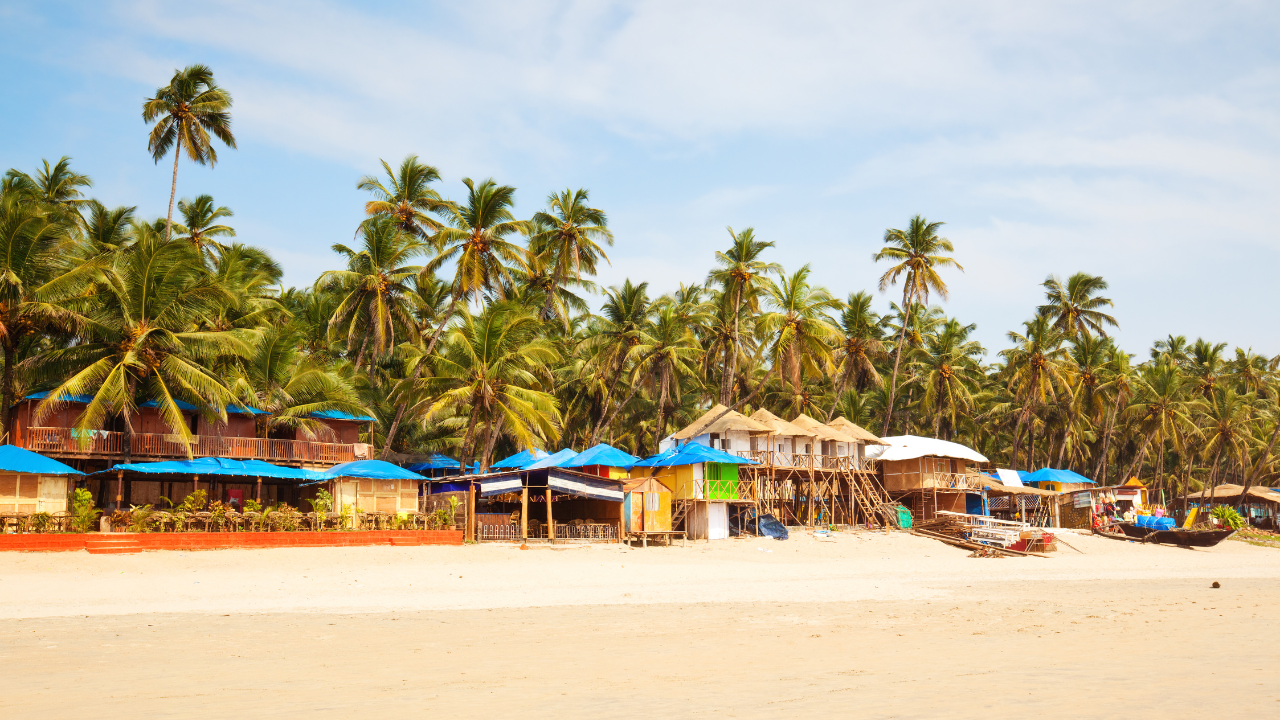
[546,487,555,543]
[521,484,529,541]
[466,483,476,542]
[115,470,124,509]
[256,477,262,503]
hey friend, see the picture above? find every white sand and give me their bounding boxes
[1,530,1277,717]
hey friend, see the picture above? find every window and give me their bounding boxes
[645,492,660,512]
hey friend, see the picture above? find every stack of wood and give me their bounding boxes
[914,515,968,539]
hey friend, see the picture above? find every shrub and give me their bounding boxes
[70,488,101,533]
[1211,505,1244,530]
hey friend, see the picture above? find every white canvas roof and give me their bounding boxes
[863,435,989,464]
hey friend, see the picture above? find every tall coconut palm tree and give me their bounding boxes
[1124,360,1201,494]
[174,194,236,259]
[759,265,840,398]
[913,318,984,439]
[1001,315,1070,470]
[78,201,137,259]
[827,291,885,420]
[1187,339,1228,398]
[318,217,426,371]
[143,64,236,242]
[28,225,248,459]
[529,188,613,322]
[1091,346,1135,483]
[421,303,560,471]
[632,304,702,452]
[1037,272,1118,338]
[873,215,962,435]
[707,227,779,406]
[4,156,93,227]
[381,178,529,456]
[583,280,654,444]
[357,155,449,243]
[1198,387,1256,507]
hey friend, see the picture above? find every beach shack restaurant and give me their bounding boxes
[471,467,625,542]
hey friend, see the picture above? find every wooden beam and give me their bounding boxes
[546,487,555,543]
[521,484,528,541]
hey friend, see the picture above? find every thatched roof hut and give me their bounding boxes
[827,416,889,446]
[669,404,770,441]
[749,409,815,438]
[791,414,855,443]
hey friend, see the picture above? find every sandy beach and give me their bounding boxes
[2,530,1277,718]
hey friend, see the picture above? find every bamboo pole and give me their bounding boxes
[115,470,123,509]
[546,486,555,543]
[521,484,528,541]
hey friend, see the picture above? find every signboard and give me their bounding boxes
[1073,491,1093,508]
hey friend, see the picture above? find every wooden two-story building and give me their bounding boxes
[7,392,375,473]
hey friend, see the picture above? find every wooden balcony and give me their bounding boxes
[734,450,877,473]
[24,427,356,467]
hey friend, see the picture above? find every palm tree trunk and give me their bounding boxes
[826,364,853,422]
[1121,432,1153,485]
[1010,409,1029,469]
[881,287,912,436]
[591,374,646,446]
[0,339,15,444]
[458,403,482,469]
[1237,418,1280,514]
[540,264,565,325]
[725,286,743,406]
[480,416,505,473]
[654,365,670,454]
[1155,430,1167,499]
[164,135,182,242]
[1093,388,1123,483]
[379,295,459,459]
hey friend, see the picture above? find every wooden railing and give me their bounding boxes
[735,449,877,473]
[929,472,984,489]
[24,427,355,465]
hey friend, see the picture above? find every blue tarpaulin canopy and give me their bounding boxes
[321,459,425,480]
[559,443,640,470]
[491,448,550,469]
[104,457,324,481]
[1026,468,1096,486]
[524,448,578,470]
[0,445,84,475]
[22,392,267,416]
[407,453,462,471]
[634,443,757,467]
[309,409,378,422]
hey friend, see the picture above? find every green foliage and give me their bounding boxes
[128,504,157,533]
[70,488,101,533]
[27,511,54,533]
[1211,506,1244,530]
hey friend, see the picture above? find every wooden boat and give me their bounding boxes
[1115,521,1236,548]
[1092,524,1134,542]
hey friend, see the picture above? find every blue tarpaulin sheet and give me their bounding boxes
[491,448,550,469]
[634,443,758,467]
[321,459,425,480]
[407,453,462,471]
[105,457,324,481]
[1027,468,1096,486]
[525,448,578,469]
[559,443,640,470]
[0,445,84,475]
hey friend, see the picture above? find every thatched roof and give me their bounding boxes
[749,408,815,437]
[790,413,855,442]
[669,404,771,440]
[1181,484,1280,503]
[827,416,889,446]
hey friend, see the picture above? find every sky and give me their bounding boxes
[1,0,1278,358]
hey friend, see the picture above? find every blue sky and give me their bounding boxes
[2,1,1278,357]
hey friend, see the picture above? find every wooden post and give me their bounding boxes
[193,474,199,495]
[521,485,529,541]
[546,486,555,543]
[466,482,476,542]
[115,470,124,508]
[256,477,262,503]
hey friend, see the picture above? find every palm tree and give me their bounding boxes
[1198,387,1256,508]
[357,155,449,242]
[759,265,840,399]
[529,188,613,322]
[707,227,779,406]
[1187,339,1228,398]
[143,64,236,242]
[174,194,236,258]
[1001,315,1070,469]
[873,215,962,435]
[0,189,91,435]
[229,324,370,440]
[318,217,426,371]
[380,179,530,457]
[1091,346,1135,483]
[1125,360,1201,494]
[1037,272,1118,338]
[4,157,93,226]
[78,201,137,259]
[912,319,984,439]
[826,291,885,420]
[582,280,653,444]
[633,304,702,452]
[28,225,248,458]
[421,303,560,471]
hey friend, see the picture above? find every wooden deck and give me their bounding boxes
[22,427,357,466]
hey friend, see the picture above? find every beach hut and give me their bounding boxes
[790,413,859,467]
[631,443,755,541]
[621,475,675,543]
[103,457,325,511]
[1182,484,1280,530]
[470,462,625,542]
[747,409,815,464]
[662,403,770,454]
[321,459,426,515]
[865,435,989,521]
[0,445,84,516]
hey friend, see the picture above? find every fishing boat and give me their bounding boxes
[1122,523,1236,547]
[1092,524,1134,542]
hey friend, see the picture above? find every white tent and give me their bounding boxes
[863,435,989,464]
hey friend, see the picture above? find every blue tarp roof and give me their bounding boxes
[634,443,758,468]
[22,392,267,416]
[525,448,578,470]
[309,409,378,422]
[321,459,425,480]
[491,448,550,469]
[560,443,640,470]
[407,453,462,470]
[105,457,324,481]
[0,445,84,475]
[1027,468,1096,485]
[22,390,96,404]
